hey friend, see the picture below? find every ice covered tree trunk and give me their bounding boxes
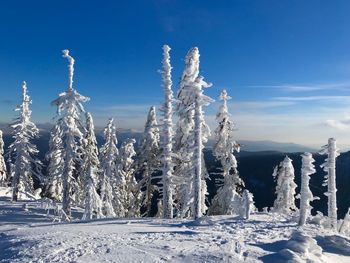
[9,82,42,201]
[193,99,203,219]
[0,130,7,187]
[99,119,118,217]
[51,50,89,217]
[192,76,213,219]
[320,138,339,230]
[272,156,297,214]
[82,113,103,220]
[299,152,317,226]
[160,44,174,219]
[208,90,243,216]
[138,106,160,217]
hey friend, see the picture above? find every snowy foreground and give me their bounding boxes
[0,188,349,263]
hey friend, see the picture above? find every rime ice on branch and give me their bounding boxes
[299,152,318,226]
[160,45,174,219]
[9,82,42,201]
[320,138,339,230]
[272,156,297,214]
[51,50,89,217]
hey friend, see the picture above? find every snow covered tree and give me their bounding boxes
[99,119,118,217]
[173,47,200,218]
[298,152,318,226]
[160,44,175,219]
[208,90,243,215]
[0,130,7,187]
[320,138,339,230]
[117,138,141,217]
[174,47,213,219]
[51,50,89,217]
[272,156,297,214]
[138,106,160,217]
[46,119,64,201]
[81,112,103,220]
[9,81,42,201]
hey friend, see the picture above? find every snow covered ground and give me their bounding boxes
[0,187,349,263]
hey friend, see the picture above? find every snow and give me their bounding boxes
[1,187,349,263]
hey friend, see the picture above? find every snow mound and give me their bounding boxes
[273,231,323,263]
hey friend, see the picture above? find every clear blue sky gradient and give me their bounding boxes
[1,0,350,147]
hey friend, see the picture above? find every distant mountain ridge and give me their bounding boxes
[0,122,317,153]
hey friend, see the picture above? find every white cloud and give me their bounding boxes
[325,118,350,131]
[274,95,350,102]
[248,81,350,92]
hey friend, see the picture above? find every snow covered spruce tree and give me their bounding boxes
[174,47,213,219]
[51,50,89,217]
[320,138,339,230]
[160,44,174,219]
[117,138,141,217]
[138,106,160,216]
[208,89,243,216]
[272,156,297,214]
[298,152,318,226]
[0,130,7,187]
[99,119,118,217]
[81,112,103,220]
[9,81,42,201]
[46,119,64,200]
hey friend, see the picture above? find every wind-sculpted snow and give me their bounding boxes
[1,188,349,263]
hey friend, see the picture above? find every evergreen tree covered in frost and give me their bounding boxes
[174,47,212,218]
[299,152,318,226]
[9,82,42,201]
[138,106,160,216]
[51,50,89,217]
[117,138,141,217]
[174,48,198,218]
[0,130,7,187]
[81,112,103,220]
[160,44,175,219]
[272,156,297,214]
[99,119,118,217]
[209,90,243,215]
[320,138,339,230]
[46,119,64,200]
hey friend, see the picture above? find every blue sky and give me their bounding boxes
[1,0,350,148]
